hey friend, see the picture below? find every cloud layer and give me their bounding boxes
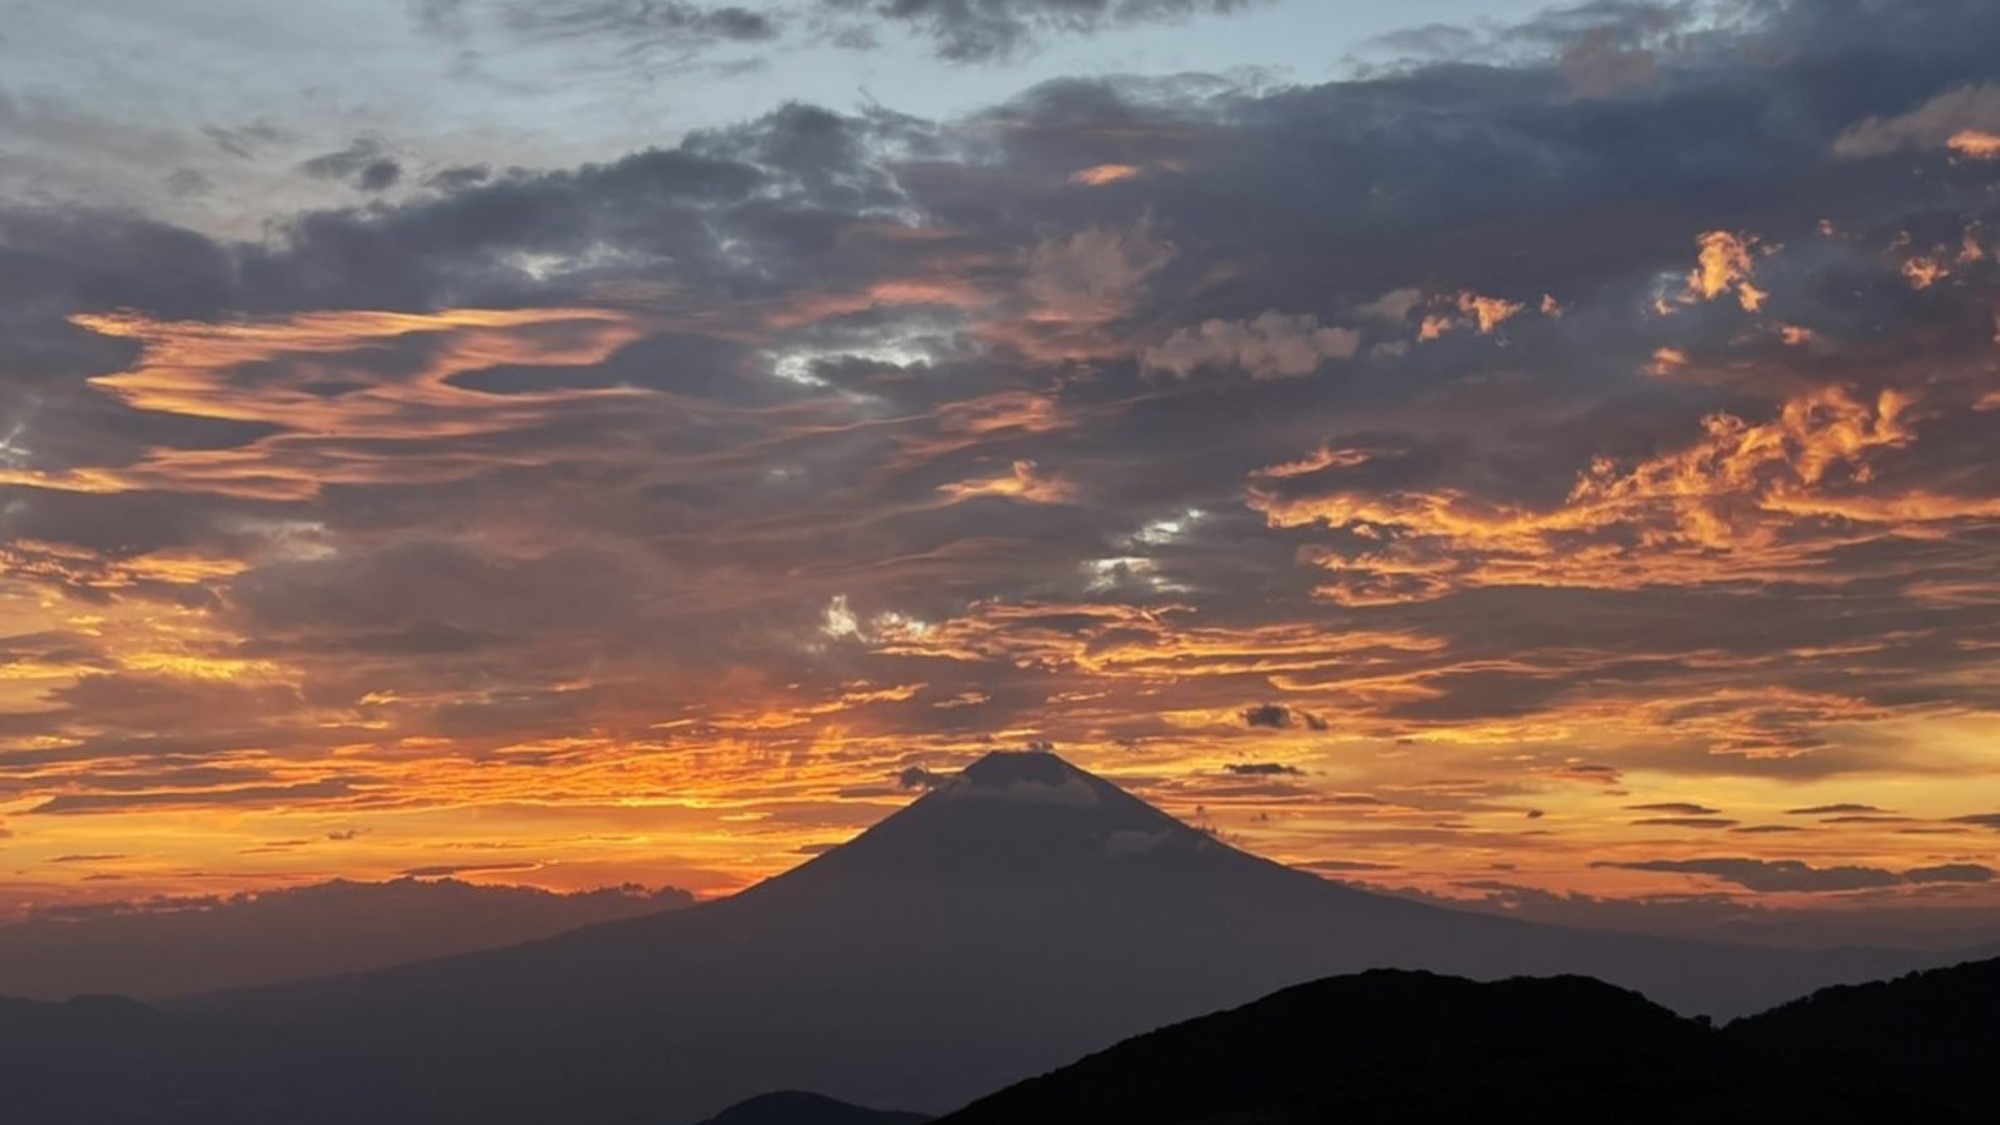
[416,0,1265,62]
[0,0,1996,929]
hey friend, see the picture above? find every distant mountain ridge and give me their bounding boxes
[13,959,1998,1124]
[174,751,1965,1123]
[0,877,691,1001]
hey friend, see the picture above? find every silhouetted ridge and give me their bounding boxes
[936,970,1962,1125]
[694,1090,931,1125]
[1730,957,2000,1121]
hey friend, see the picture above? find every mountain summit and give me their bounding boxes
[776,750,1222,879]
[183,750,1942,1125]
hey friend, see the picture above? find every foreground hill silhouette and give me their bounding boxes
[179,751,1950,1122]
[935,970,1976,1125]
[694,1091,931,1125]
[0,878,690,1001]
[12,960,1997,1123]
[1731,957,2000,1122]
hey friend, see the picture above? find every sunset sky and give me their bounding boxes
[2,0,1997,936]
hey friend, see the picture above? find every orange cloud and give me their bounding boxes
[1253,446,1376,480]
[1417,314,1456,342]
[44,307,650,499]
[1411,293,1533,342]
[1948,129,2000,160]
[1958,225,1988,263]
[1252,383,1974,603]
[1902,257,1949,290]
[1684,231,1769,312]
[1457,292,1527,334]
[764,277,993,330]
[937,460,1078,504]
[1070,163,1144,186]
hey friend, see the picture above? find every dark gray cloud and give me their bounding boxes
[425,164,493,192]
[898,766,951,790]
[219,102,917,313]
[406,0,778,57]
[1629,803,1723,816]
[422,0,1260,66]
[29,779,375,816]
[298,139,404,193]
[817,0,1265,61]
[201,122,288,160]
[1224,762,1301,777]
[1240,704,1288,729]
[434,0,1271,63]
[1239,705,1326,731]
[162,168,214,198]
[1904,864,1994,885]
[498,0,779,49]
[399,862,543,877]
[1595,858,1948,894]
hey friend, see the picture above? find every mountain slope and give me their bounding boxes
[934,970,1963,1125]
[180,751,1943,1124]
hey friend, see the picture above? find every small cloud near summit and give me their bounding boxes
[898,766,950,790]
[1241,704,1328,731]
[1226,762,1303,777]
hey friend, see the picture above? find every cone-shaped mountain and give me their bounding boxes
[181,750,1947,1125]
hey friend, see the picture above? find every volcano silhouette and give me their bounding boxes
[185,751,1934,1124]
